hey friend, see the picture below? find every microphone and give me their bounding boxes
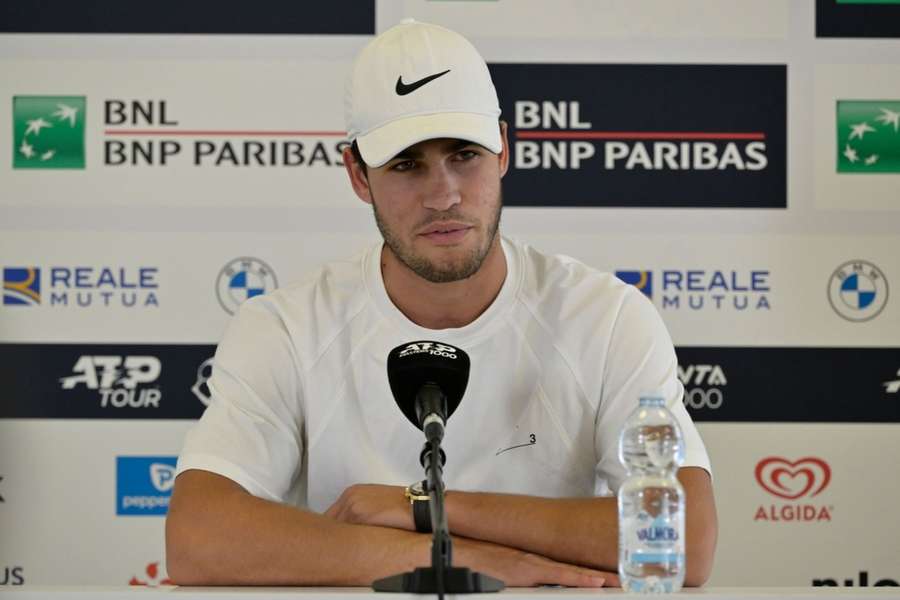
[386,341,470,443]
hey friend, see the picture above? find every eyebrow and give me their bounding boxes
[390,139,476,161]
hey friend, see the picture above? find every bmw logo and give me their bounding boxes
[216,257,278,315]
[827,260,888,322]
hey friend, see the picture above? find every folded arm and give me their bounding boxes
[166,469,612,587]
[327,466,716,586]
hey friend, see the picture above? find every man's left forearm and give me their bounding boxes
[445,467,717,585]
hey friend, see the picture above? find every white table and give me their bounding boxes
[2,588,900,600]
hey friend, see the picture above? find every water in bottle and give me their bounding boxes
[617,395,686,593]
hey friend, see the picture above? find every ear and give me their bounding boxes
[497,120,510,178]
[342,146,373,205]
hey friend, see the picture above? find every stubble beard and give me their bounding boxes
[373,191,503,284]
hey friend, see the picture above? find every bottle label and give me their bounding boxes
[624,511,684,563]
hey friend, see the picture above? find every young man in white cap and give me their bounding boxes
[166,19,717,587]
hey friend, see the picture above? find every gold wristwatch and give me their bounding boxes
[404,480,432,533]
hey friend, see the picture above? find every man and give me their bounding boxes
[166,19,717,587]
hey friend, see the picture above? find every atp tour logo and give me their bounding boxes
[398,342,458,359]
[837,101,900,173]
[828,260,888,322]
[2,267,40,306]
[117,457,177,515]
[677,364,726,410]
[60,355,162,409]
[754,456,833,523]
[216,257,278,315]
[13,96,86,169]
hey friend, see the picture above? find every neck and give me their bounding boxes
[381,236,507,329]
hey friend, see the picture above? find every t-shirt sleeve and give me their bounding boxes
[593,287,711,495]
[175,296,304,502]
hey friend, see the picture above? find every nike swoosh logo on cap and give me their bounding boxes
[395,69,451,96]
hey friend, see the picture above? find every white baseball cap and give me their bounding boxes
[345,18,502,168]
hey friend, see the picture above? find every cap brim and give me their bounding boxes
[356,112,502,168]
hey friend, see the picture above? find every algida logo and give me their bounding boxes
[12,96,86,169]
[837,100,900,173]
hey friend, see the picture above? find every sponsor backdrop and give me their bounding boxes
[1,0,899,589]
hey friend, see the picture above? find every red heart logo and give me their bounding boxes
[755,457,831,499]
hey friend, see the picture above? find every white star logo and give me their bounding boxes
[865,154,879,166]
[19,140,35,159]
[843,144,859,163]
[876,108,900,132]
[25,118,52,136]
[40,149,56,161]
[849,122,876,140]
[52,103,79,127]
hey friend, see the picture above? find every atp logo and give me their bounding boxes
[2,267,40,306]
[398,341,458,359]
[837,101,900,173]
[60,355,162,409]
[13,96,86,169]
[754,456,834,523]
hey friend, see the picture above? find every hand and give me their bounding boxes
[324,484,414,531]
[454,537,620,588]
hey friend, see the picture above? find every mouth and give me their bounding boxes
[418,221,473,245]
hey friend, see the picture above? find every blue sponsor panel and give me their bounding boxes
[490,63,787,208]
[0,343,215,419]
[0,0,374,34]
[116,456,177,516]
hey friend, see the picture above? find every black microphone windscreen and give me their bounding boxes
[386,341,470,430]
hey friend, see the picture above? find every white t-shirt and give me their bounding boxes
[177,236,711,513]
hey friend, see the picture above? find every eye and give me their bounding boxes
[389,159,416,172]
[455,149,479,161]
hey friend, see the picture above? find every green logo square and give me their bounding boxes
[13,96,86,169]
[836,100,900,173]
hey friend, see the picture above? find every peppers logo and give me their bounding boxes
[754,457,833,522]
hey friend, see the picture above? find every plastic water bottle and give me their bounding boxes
[617,395,686,593]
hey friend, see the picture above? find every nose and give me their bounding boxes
[421,164,462,211]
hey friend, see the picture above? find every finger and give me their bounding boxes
[542,565,607,588]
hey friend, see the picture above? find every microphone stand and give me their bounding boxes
[372,431,504,597]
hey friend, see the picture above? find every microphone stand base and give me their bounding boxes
[373,567,505,594]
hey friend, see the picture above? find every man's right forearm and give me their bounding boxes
[165,469,431,586]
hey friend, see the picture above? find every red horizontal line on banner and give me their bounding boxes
[516,131,766,141]
[104,130,348,137]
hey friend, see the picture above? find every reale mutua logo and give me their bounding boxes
[837,101,900,173]
[617,269,771,311]
[0,265,159,309]
[13,96,86,169]
[2,267,40,306]
[754,456,833,522]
